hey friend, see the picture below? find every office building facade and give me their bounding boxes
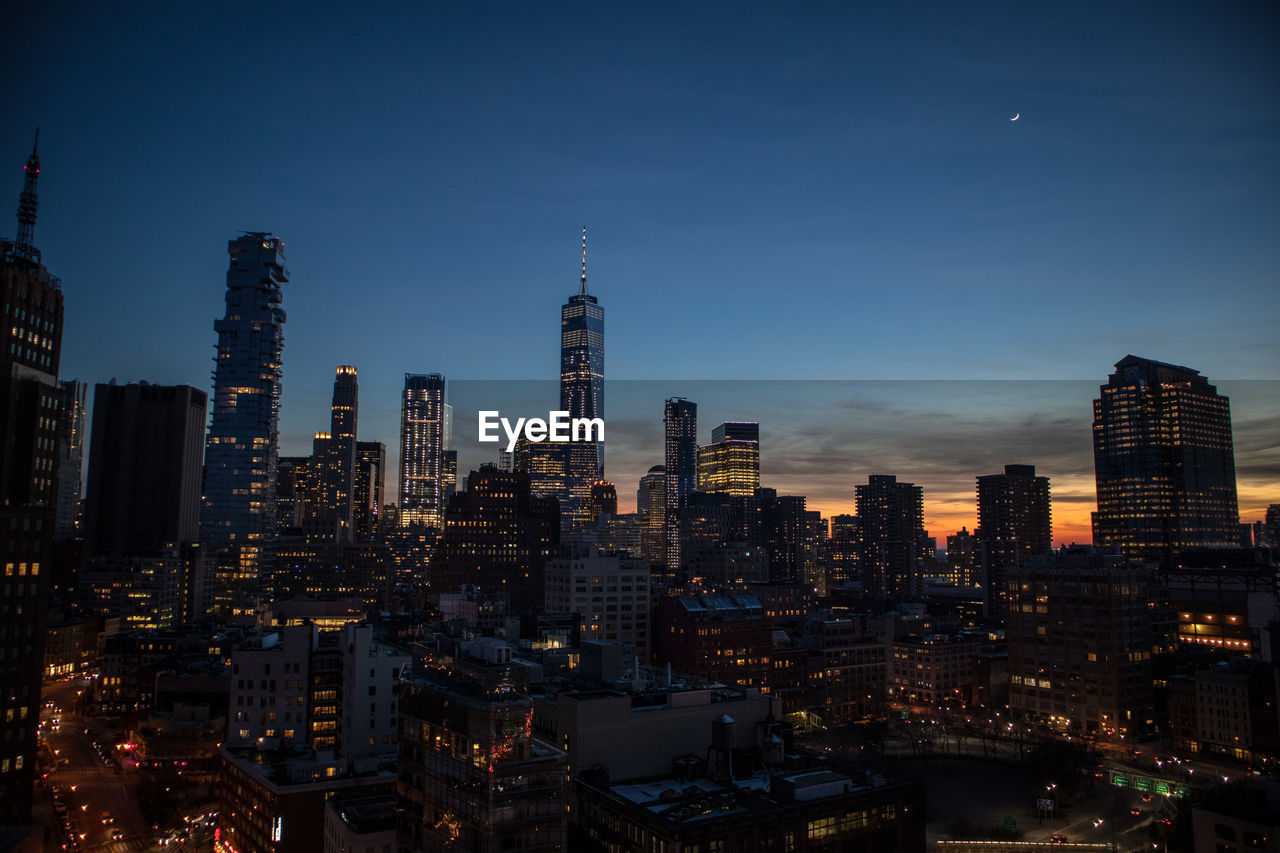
[697,421,760,497]
[1092,355,1240,565]
[399,373,448,529]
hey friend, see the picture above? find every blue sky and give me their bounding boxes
[4,2,1277,532]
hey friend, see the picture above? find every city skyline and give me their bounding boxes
[3,3,1276,548]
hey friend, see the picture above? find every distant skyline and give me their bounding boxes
[3,3,1276,544]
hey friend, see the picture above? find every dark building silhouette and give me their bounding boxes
[754,488,808,583]
[855,475,928,599]
[431,467,560,617]
[0,132,63,825]
[823,514,861,590]
[202,233,287,614]
[587,480,617,521]
[276,455,309,534]
[977,464,1051,621]
[306,366,358,542]
[664,398,697,571]
[354,440,386,540]
[81,382,208,626]
[1092,355,1240,566]
[944,526,981,588]
[84,382,206,553]
[53,378,85,539]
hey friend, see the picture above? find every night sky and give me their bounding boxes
[4,2,1277,542]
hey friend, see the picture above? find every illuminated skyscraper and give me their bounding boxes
[560,228,604,530]
[664,398,697,571]
[0,132,64,824]
[306,366,359,542]
[399,373,448,528]
[1092,355,1240,566]
[697,421,760,496]
[201,233,286,609]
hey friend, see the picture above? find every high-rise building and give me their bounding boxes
[822,514,861,590]
[306,366,358,542]
[84,382,206,553]
[637,465,666,566]
[431,467,560,617]
[276,456,310,534]
[587,480,617,521]
[560,228,604,463]
[53,378,86,539]
[202,233,287,610]
[399,373,448,529]
[559,229,605,531]
[855,474,929,599]
[663,398,697,571]
[1092,355,1240,566]
[0,133,63,825]
[977,463,1051,620]
[944,527,982,588]
[353,441,386,540]
[697,421,760,497]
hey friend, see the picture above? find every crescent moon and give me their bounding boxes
[1010,113,1020,121]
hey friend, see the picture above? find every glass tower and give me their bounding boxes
[1092,355,1239,565]
[399,373,448,528]
[663,397,697,571]
[559,228,604,531]
[201,233,286,605]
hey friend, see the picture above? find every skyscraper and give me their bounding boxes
[81,382,208,627]
[307,366,359,542]
[855,474,928,599]
[697,421,760,496]
[560,228,605,531]
[353,440,386,540]
[202,232,287,609]
[399,373,447,528]
[637,465,666,567]
[84,382,207,553]
[0,132,64,825]
[977,464,1051,620]
[53,378,86,539]
[560,227,604,459]
[664,398,697,571]
[1092,355,1240,565]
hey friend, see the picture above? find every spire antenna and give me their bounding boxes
[579,225,588,297]
[14,127,42,265]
